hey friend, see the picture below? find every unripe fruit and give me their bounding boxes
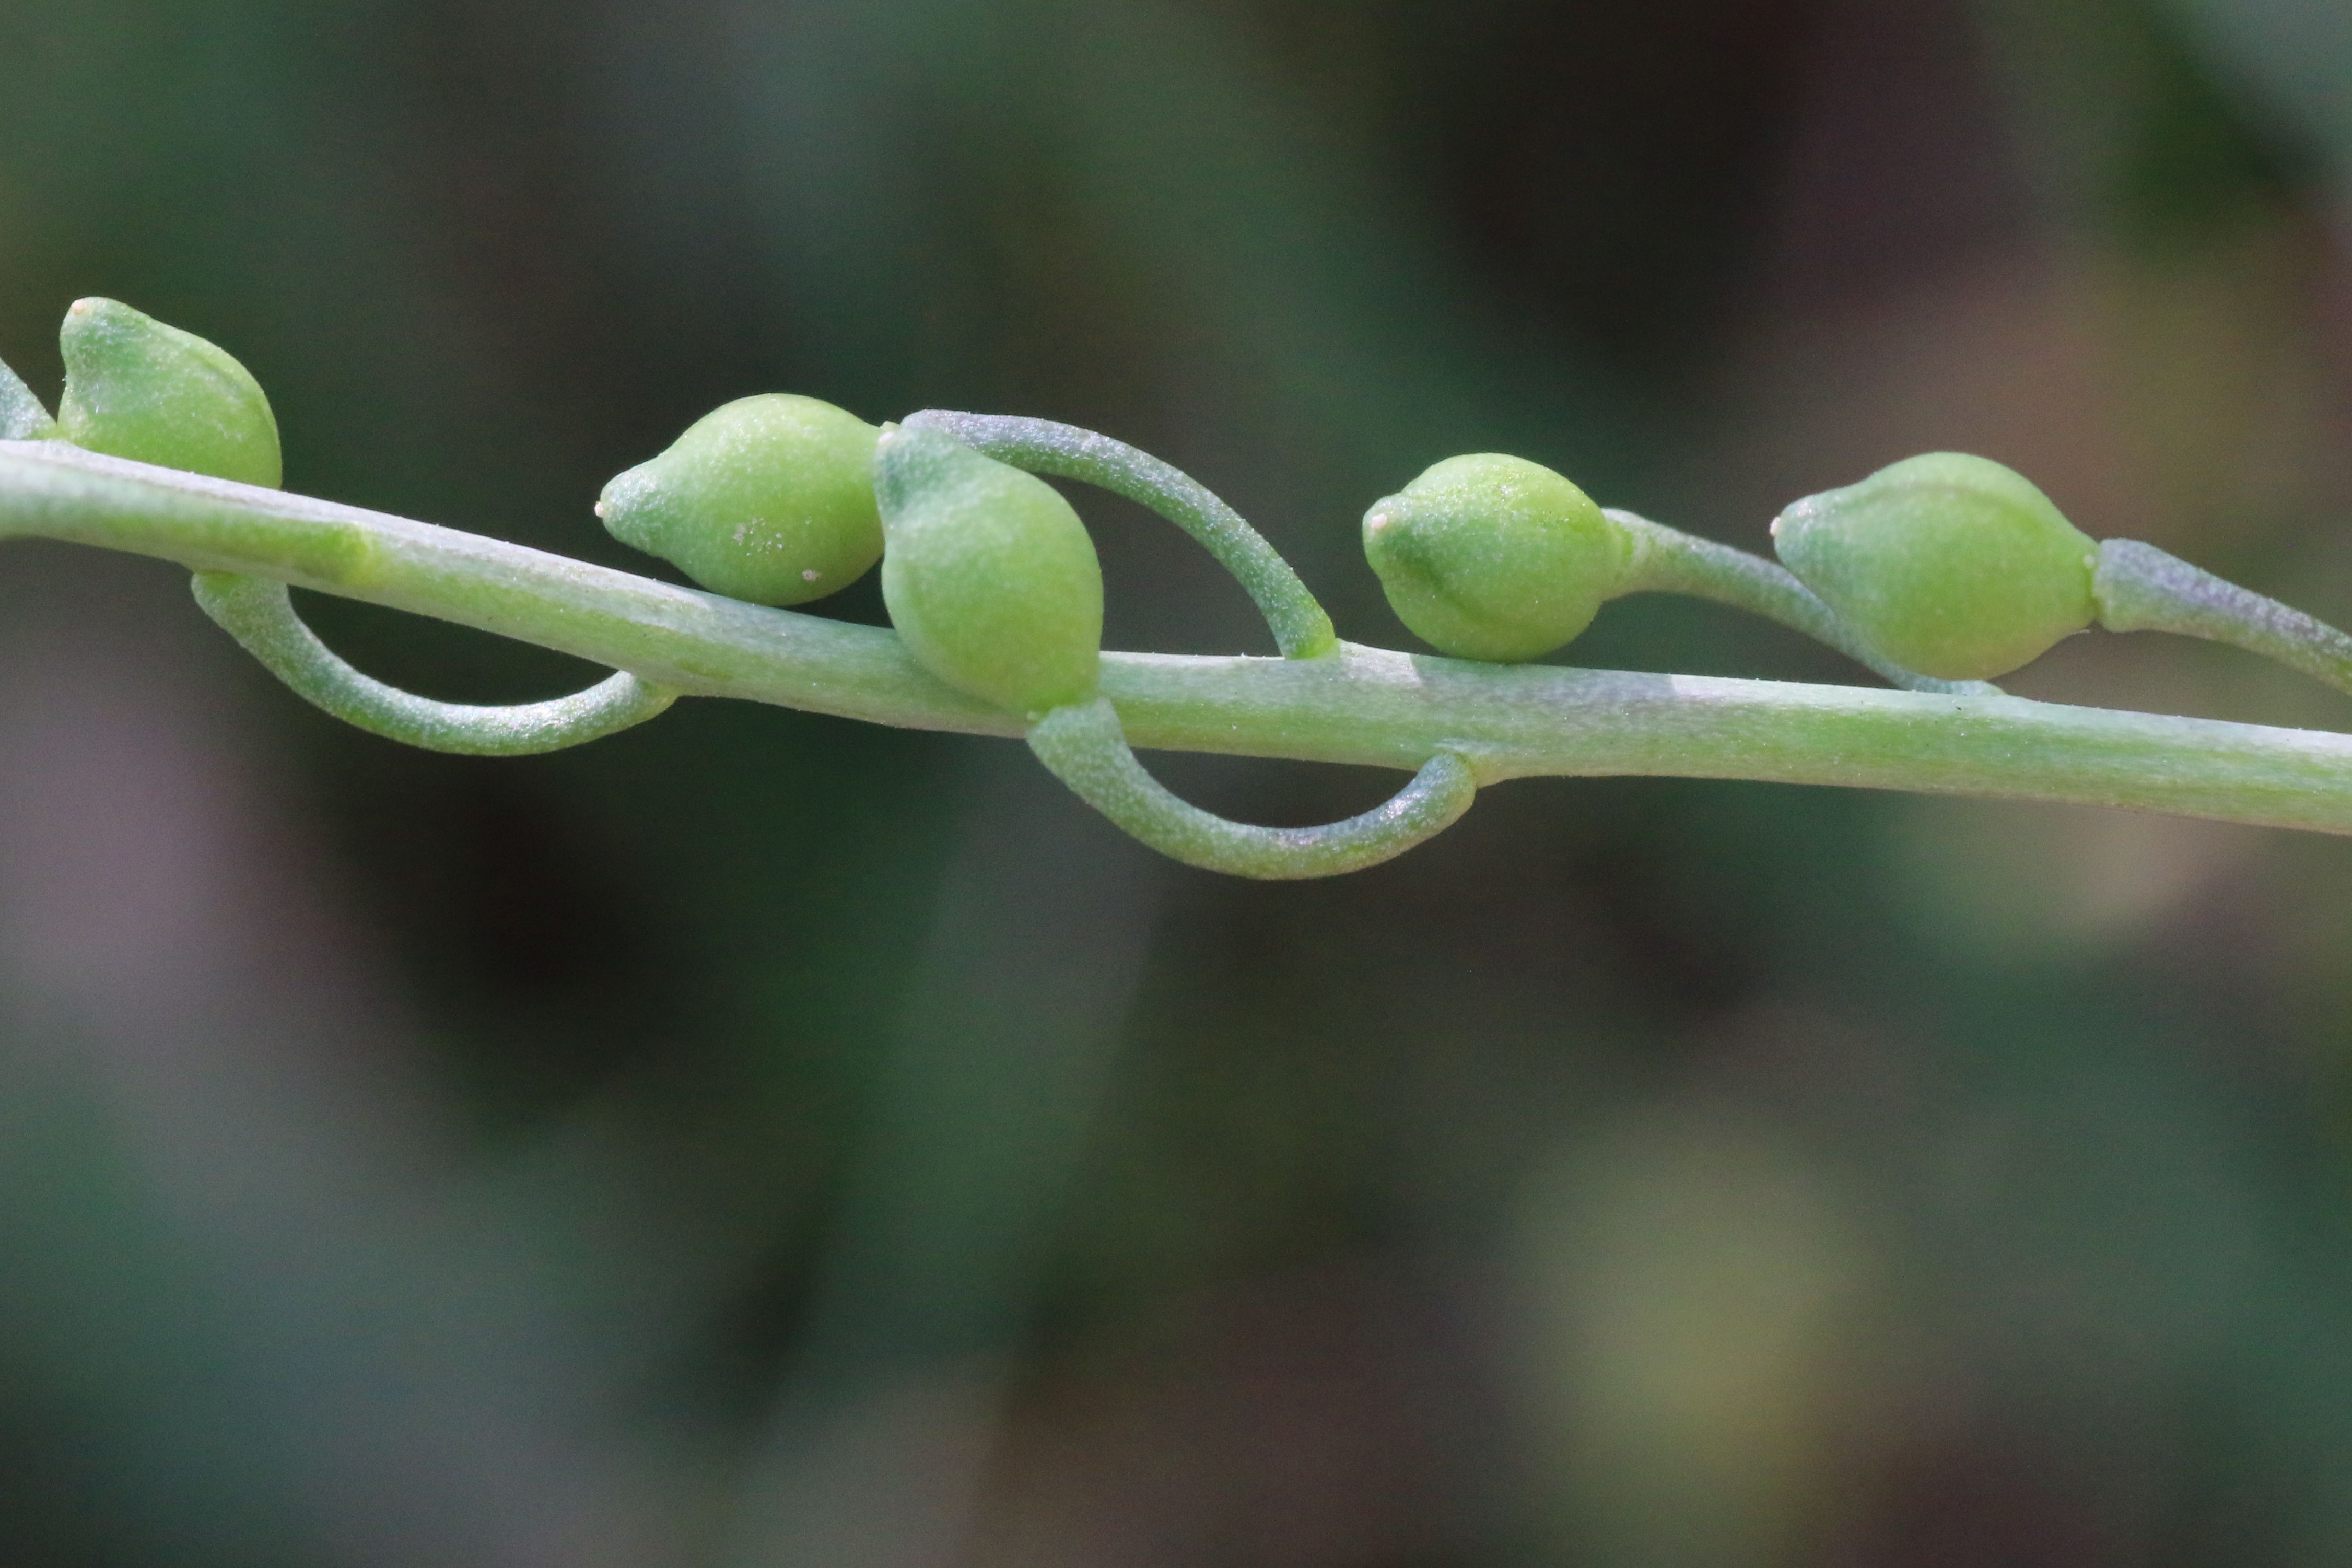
[876,426,1103,717]
[0,356,55,441]
[1771,452,2096,681]
[58,298,282,488]
[598,394,883,606]
[1363,453,1629,663]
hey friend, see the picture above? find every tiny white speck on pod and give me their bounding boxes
[593,500,606,518]
[802,568,821,581]
[1367,513,1390,532]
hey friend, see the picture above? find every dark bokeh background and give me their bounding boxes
[6,2,2352,1564]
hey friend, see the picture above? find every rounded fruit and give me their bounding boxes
[1362,453,1628,662]
[58,298,282,488]
[875,426,1103,717]
[598,394,883,606]
[1771,452,2096,681]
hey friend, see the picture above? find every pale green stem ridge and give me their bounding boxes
[192,570,677,755]
[11,440,2352,840]
[1028,695,1475,877]
[902,409,1338,660]
[2095,538,2352,696]
[0,356,57,442]
[1607,508,1998,697]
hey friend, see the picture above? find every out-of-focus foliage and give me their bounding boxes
[4,2,2352,1564]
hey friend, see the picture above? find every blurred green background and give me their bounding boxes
[6,2,2352,1564]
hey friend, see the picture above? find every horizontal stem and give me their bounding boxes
[6,439,2352,835]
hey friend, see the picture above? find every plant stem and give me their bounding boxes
[7,438,2352,835]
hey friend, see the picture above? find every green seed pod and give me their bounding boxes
[1770,452,2096,681]
[57,298,282,488]
[1,355,57,441]
[876,426,1103,717]
[1362,453,1629,662]
[598,394,884,606]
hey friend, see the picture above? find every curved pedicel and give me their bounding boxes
[1027,696,1476,880]
[193,572,676,756]
[880,426,1476,873]
[901,409,1337,660]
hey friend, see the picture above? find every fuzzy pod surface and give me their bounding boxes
[876,426,1103,717]
[1771,452,2096,681]
[0,355,56,441]
[1363,453,1628,663]
[58,298,282,489]
[599,394,883,606]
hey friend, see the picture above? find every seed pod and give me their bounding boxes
[58,298,282,488]
[0,355,56,441]
[876,426,1103,717]
[598,394,883,606]
[1771,452,2096,681]
[1362,453,1629,662]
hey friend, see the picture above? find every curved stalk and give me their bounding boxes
[1027,695,1475,877]
[902,409,1337,659]
[6,439,2352,836]
[192,572,675,755]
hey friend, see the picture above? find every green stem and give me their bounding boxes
[902,409,1337,659]
[1608,508,1997,696]
[2094,538,2352,696]
[1027,695,1475,877]
[7,439,2352,836]
[192,571,676,755]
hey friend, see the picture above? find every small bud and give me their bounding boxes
[58,299,282,488]
[1362,453,1629,662]
[1771,452,2096,681]
[876,426,1103,717]
[599,394,883,606]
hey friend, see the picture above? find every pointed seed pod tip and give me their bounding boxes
[57,298,282,488]
[598,393,884,606]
